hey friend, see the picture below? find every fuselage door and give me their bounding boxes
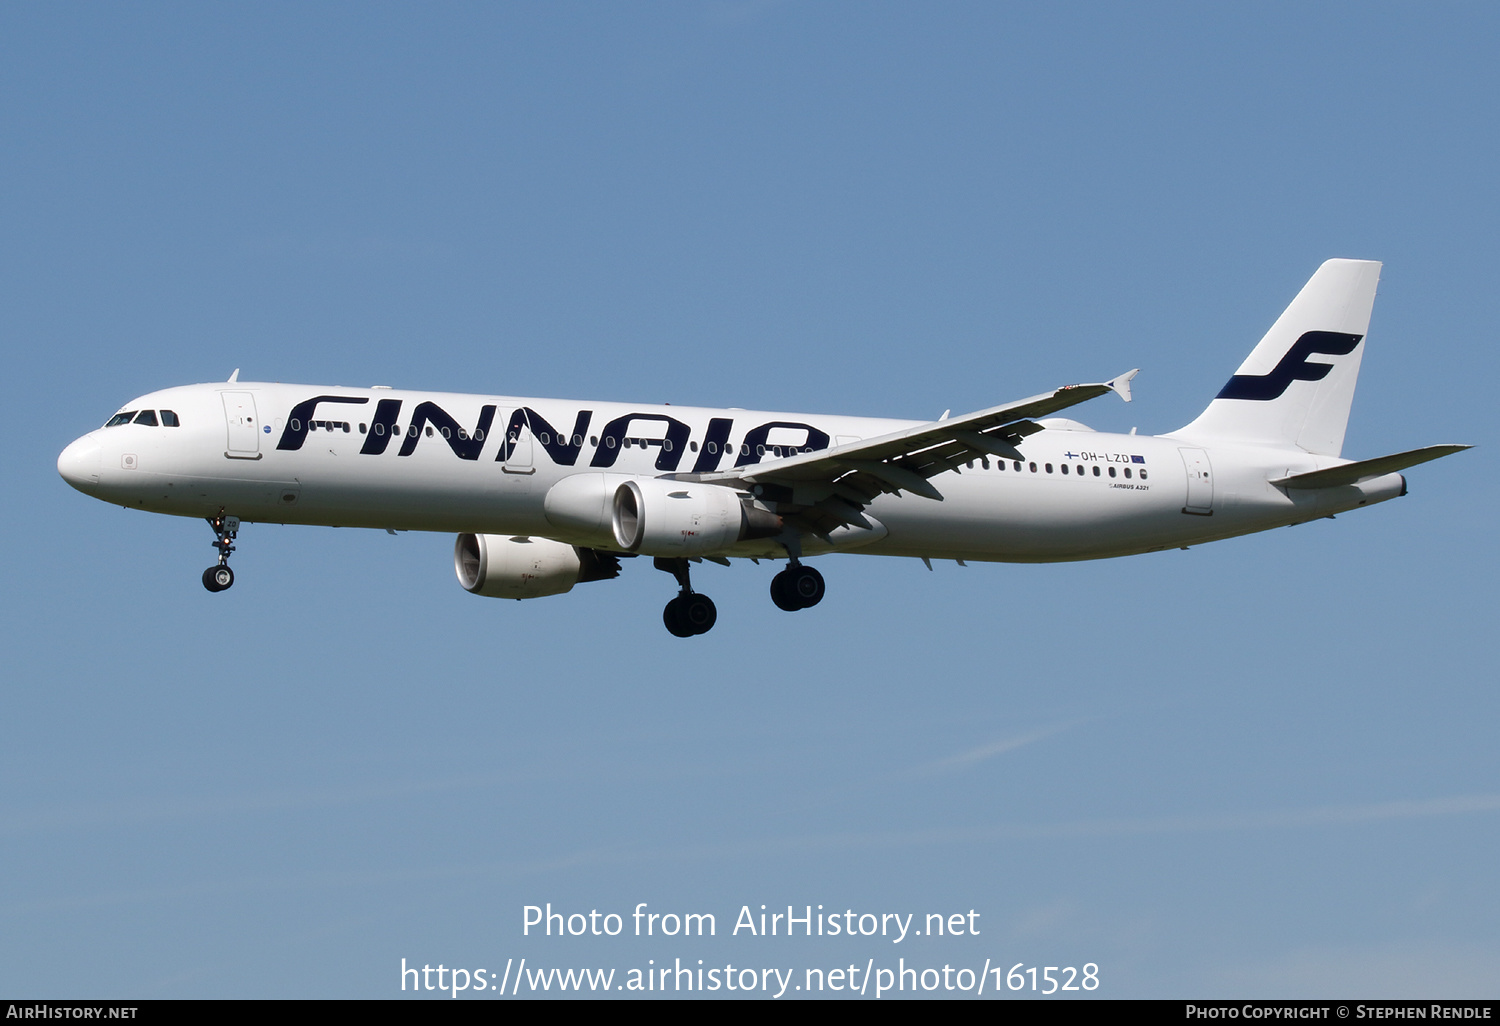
[503,409,534,474]
[1179,447,1213,515]
[222,391,262,459]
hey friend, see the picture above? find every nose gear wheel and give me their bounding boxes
[201,514,240,593]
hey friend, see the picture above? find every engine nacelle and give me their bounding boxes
[611,478,780,556]
[542,473,635,546]
[454,534,619,600]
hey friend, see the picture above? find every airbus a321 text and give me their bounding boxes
[59,260,1468,637]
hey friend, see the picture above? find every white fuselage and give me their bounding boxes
[57,381,1404,563]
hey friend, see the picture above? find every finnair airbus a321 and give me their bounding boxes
[58,260,1467,637]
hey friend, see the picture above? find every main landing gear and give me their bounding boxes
[656,557,717,638]
[770,561,825,612]
[202,514,240,593]
[653,552,825,635]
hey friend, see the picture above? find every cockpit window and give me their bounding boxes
[134,410,159,426]
[159,410,180,426]
[105,412,137,427]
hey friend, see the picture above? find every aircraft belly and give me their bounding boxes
[861,470,1187,561]
[278,463,552,533]
[121,445,552,533]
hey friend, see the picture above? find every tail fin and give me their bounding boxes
[1175,259,1381,456]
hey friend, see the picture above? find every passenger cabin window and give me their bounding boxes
[133,410,158,426]
[106,412,137,427]
[159,410,179,426]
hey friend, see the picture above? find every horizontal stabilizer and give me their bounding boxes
[1271,444,1471,489]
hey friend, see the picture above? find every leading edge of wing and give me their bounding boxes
[674,370,1138,496]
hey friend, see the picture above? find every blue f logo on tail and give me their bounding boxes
[1216,331,1363,401]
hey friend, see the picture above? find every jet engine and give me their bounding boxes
[453,534,619,600]
[611,478,781,556]
[543,475,781,557]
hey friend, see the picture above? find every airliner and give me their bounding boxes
[58,260,1468,636]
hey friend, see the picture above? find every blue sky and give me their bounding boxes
[3,2,1496,998]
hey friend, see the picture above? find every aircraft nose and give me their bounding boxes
[58,435,102,493]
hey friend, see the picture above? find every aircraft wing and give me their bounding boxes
[675,370,1138,536]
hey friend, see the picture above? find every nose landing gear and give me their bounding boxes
[202,514,240,593]
[656,557,717,637]
[771,561,824,611]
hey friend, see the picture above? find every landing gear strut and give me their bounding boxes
[771,561,824,611]
[202,514,240,593]
[655,557,717,637]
